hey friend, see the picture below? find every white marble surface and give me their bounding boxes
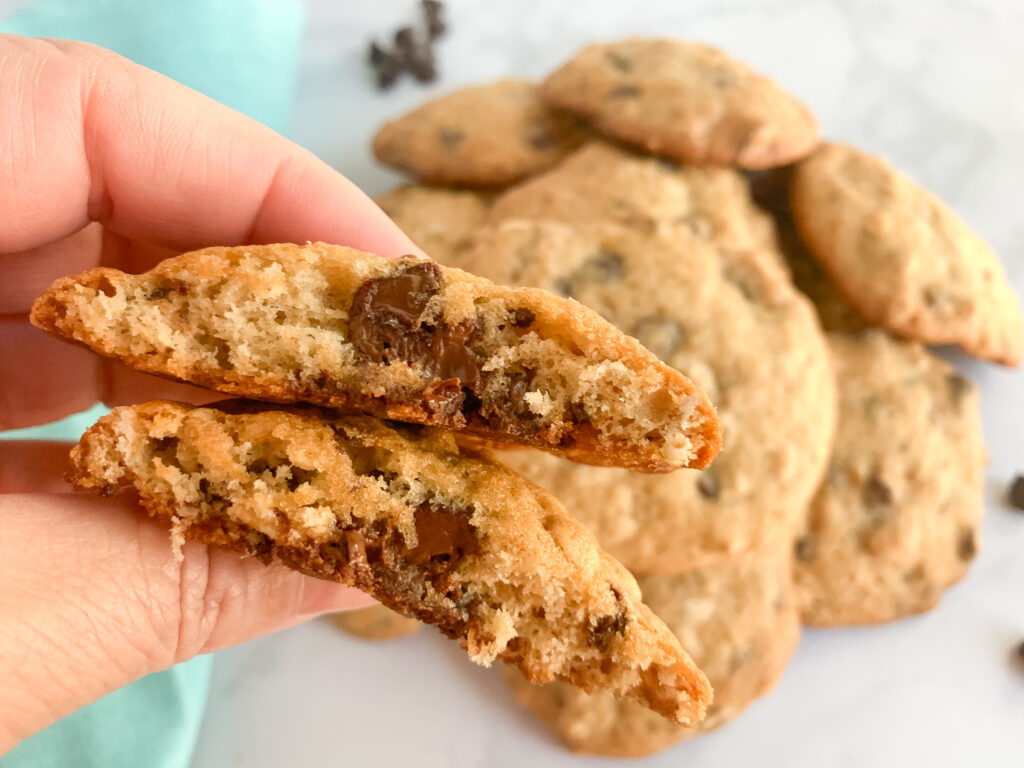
[139,0,1024,764]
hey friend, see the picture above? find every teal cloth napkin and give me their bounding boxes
[0,0,306,765]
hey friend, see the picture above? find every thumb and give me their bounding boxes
[0,492,372,752]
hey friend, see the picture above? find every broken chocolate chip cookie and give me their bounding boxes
[30,242,720,473]
[69,401,711,724]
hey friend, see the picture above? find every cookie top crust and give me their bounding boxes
[372,79,590,186]
[542,39,819,169]
[791,142,1024,366]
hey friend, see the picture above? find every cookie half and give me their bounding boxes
[543,39,819,169]
[372,79,589,186]
[791,143,1024,366]
[504,553,799,757]
[31,243,720,473]
[794,331,985,626]
[456,220,834,571]
[70,401,712,724]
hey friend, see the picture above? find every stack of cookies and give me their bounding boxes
[362,38,1023,756]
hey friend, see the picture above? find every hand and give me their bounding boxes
[0,36,415,753]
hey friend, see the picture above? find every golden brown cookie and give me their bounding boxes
[71,401,712,724]
[794,331,985,626]
[329,605,421,641]
[791,143,1024,366]
[749,167,868,333]
[542,39,819,169]
[454,219,835,572]
[374,185,490,265]
[487,141,778,254]
[372,79,589,186]
[31,243,720,473]
[504,553,799,757]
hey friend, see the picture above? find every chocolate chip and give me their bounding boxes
[632,317,685,360]
[348,260,483,391]
[728,648,753,672]
[459,387,482,415]
[552,277,573,297]
[421,0,446,39]
[862,475,893,508]
[795,536,817,562]
[147,286,168,301]
[605,51,633,72]
[947,373,973,407]
[1014,639,1024,669]
[511,308,535,328]
[697,472,720,500]
[589,611,628,651]
[608,85,640,98]
[579,251,624,283]
[957,528,977,561]
[1008,475,1024,510]
[406,500,480,567]
[368,41,403,89]
[438,126,465,149]
[527,127,555,151]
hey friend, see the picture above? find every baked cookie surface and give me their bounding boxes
[375,185,491,265]
[31,243,720,473]
[794,331,985,626]
[455,219,834,572]
[542,39,818,169]
[71,401,712,724]
[791,143,1024,366]
[488,141,778,253]
[372,79,589,186]
[505,553,799,757]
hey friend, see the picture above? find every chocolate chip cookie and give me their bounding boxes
[372,79,589,186]
[31,243,720,473]
[504,552,799,756]
[542,39,819,169]
[488,141,778,254]
[455,220,835,572]
[71,401,712,724]
[794,331,985,626]
[791,143,1024,366]
[375,185,491,265]
[330,604,421,640]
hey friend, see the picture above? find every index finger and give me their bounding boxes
[0,35,415,257]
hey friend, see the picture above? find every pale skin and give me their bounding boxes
[0,36,423,753]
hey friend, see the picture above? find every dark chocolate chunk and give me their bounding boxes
[862,475,893,508]
[696,471,720,500]
[394,26,417,52]
[794,536,817,563]
[957,528,977,561]
[1015,639,1024,668]
[421,0,446,39]
[406,501,480,567]
[1007,475,1024,510]
[947,373,973,407]
[589,611,628,652]
[527,126,555,151]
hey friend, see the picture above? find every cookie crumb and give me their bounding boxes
[1008,475,1024,510]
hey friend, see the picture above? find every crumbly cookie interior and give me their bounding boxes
[70,402,710,724]
[35,246,715,471]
